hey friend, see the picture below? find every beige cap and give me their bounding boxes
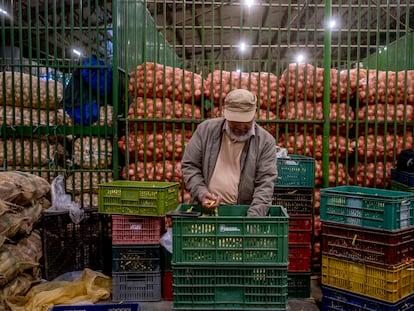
[224,89,257,122]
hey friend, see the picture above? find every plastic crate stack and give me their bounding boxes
[272,154,315,299]
[171,204,289,311]
[320,185,414,310]
[97,180,179,302]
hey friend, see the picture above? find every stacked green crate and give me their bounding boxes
[171,204,289,311]
[320,186,414,309]
[273,155,315,298]
[98,180,179,302]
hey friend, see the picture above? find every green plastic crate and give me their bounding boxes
[172,204,289,265]
[172,264,288,311]
[287,272,311,299]
[98,181,179,216]
[275,155,315,188]
[320,185,414,231]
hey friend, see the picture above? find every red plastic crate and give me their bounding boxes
[162,270,173,301]
[322,222,414,266]
[112,215,162,245]
[288,243,312,272]
[289,214,313,244]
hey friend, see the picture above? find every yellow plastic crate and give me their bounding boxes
[321,254,414,303]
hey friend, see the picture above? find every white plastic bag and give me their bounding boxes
[48,175,84,224]
[160,227,173,253]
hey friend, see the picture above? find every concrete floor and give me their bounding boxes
[138,275,322,311]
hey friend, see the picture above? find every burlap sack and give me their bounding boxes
[0,171,50,206]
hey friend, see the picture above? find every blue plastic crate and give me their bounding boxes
[391,168,414,187]
[322,286,414,311]
[52,303,140,311]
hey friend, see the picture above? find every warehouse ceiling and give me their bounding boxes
[1,1,413,72]
[146,0,414,70]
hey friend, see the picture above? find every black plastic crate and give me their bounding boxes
[112,271,162,302]
[287,272,311,298]
[272,187,314,214]
[39,208,111,280]
[112,245,161,273]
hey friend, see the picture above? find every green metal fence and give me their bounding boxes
[0,0,116,208]
[1,0,413,209]
[119,0,414,199]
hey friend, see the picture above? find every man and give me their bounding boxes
[181,88,277,216]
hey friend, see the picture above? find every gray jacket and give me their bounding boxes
[181,117,277,215]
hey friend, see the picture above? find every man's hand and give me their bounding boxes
[201,192,220,209]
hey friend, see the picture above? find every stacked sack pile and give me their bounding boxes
[121,62,289,202]
[121,62,206,202]
[320,185,414,310]
[97,179,180,302]
[62,55,115,208]
[0,171,51,310]
[0,71,65,127]
[272,149,316,298]
[350,69,414,189]
[205,68,285,135]
[205,69,290,155]
[0,71,67,178]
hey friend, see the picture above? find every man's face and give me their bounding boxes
[227,120,253,137]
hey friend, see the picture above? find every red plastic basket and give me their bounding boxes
[289,214,313,244]
[322,222,414,266]
[112,215,162,245]
[288,243,312,272]
[162,270,173,301]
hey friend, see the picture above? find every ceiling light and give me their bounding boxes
[296,54,305,63]
[244,0,255,6]
[326,18,338,29]
[72,49,82,57]
[239,42,246,52]
[0,8,8,16]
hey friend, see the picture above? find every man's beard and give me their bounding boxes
[225,123,252,142]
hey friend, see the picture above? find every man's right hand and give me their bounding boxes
[201,192,220,209]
